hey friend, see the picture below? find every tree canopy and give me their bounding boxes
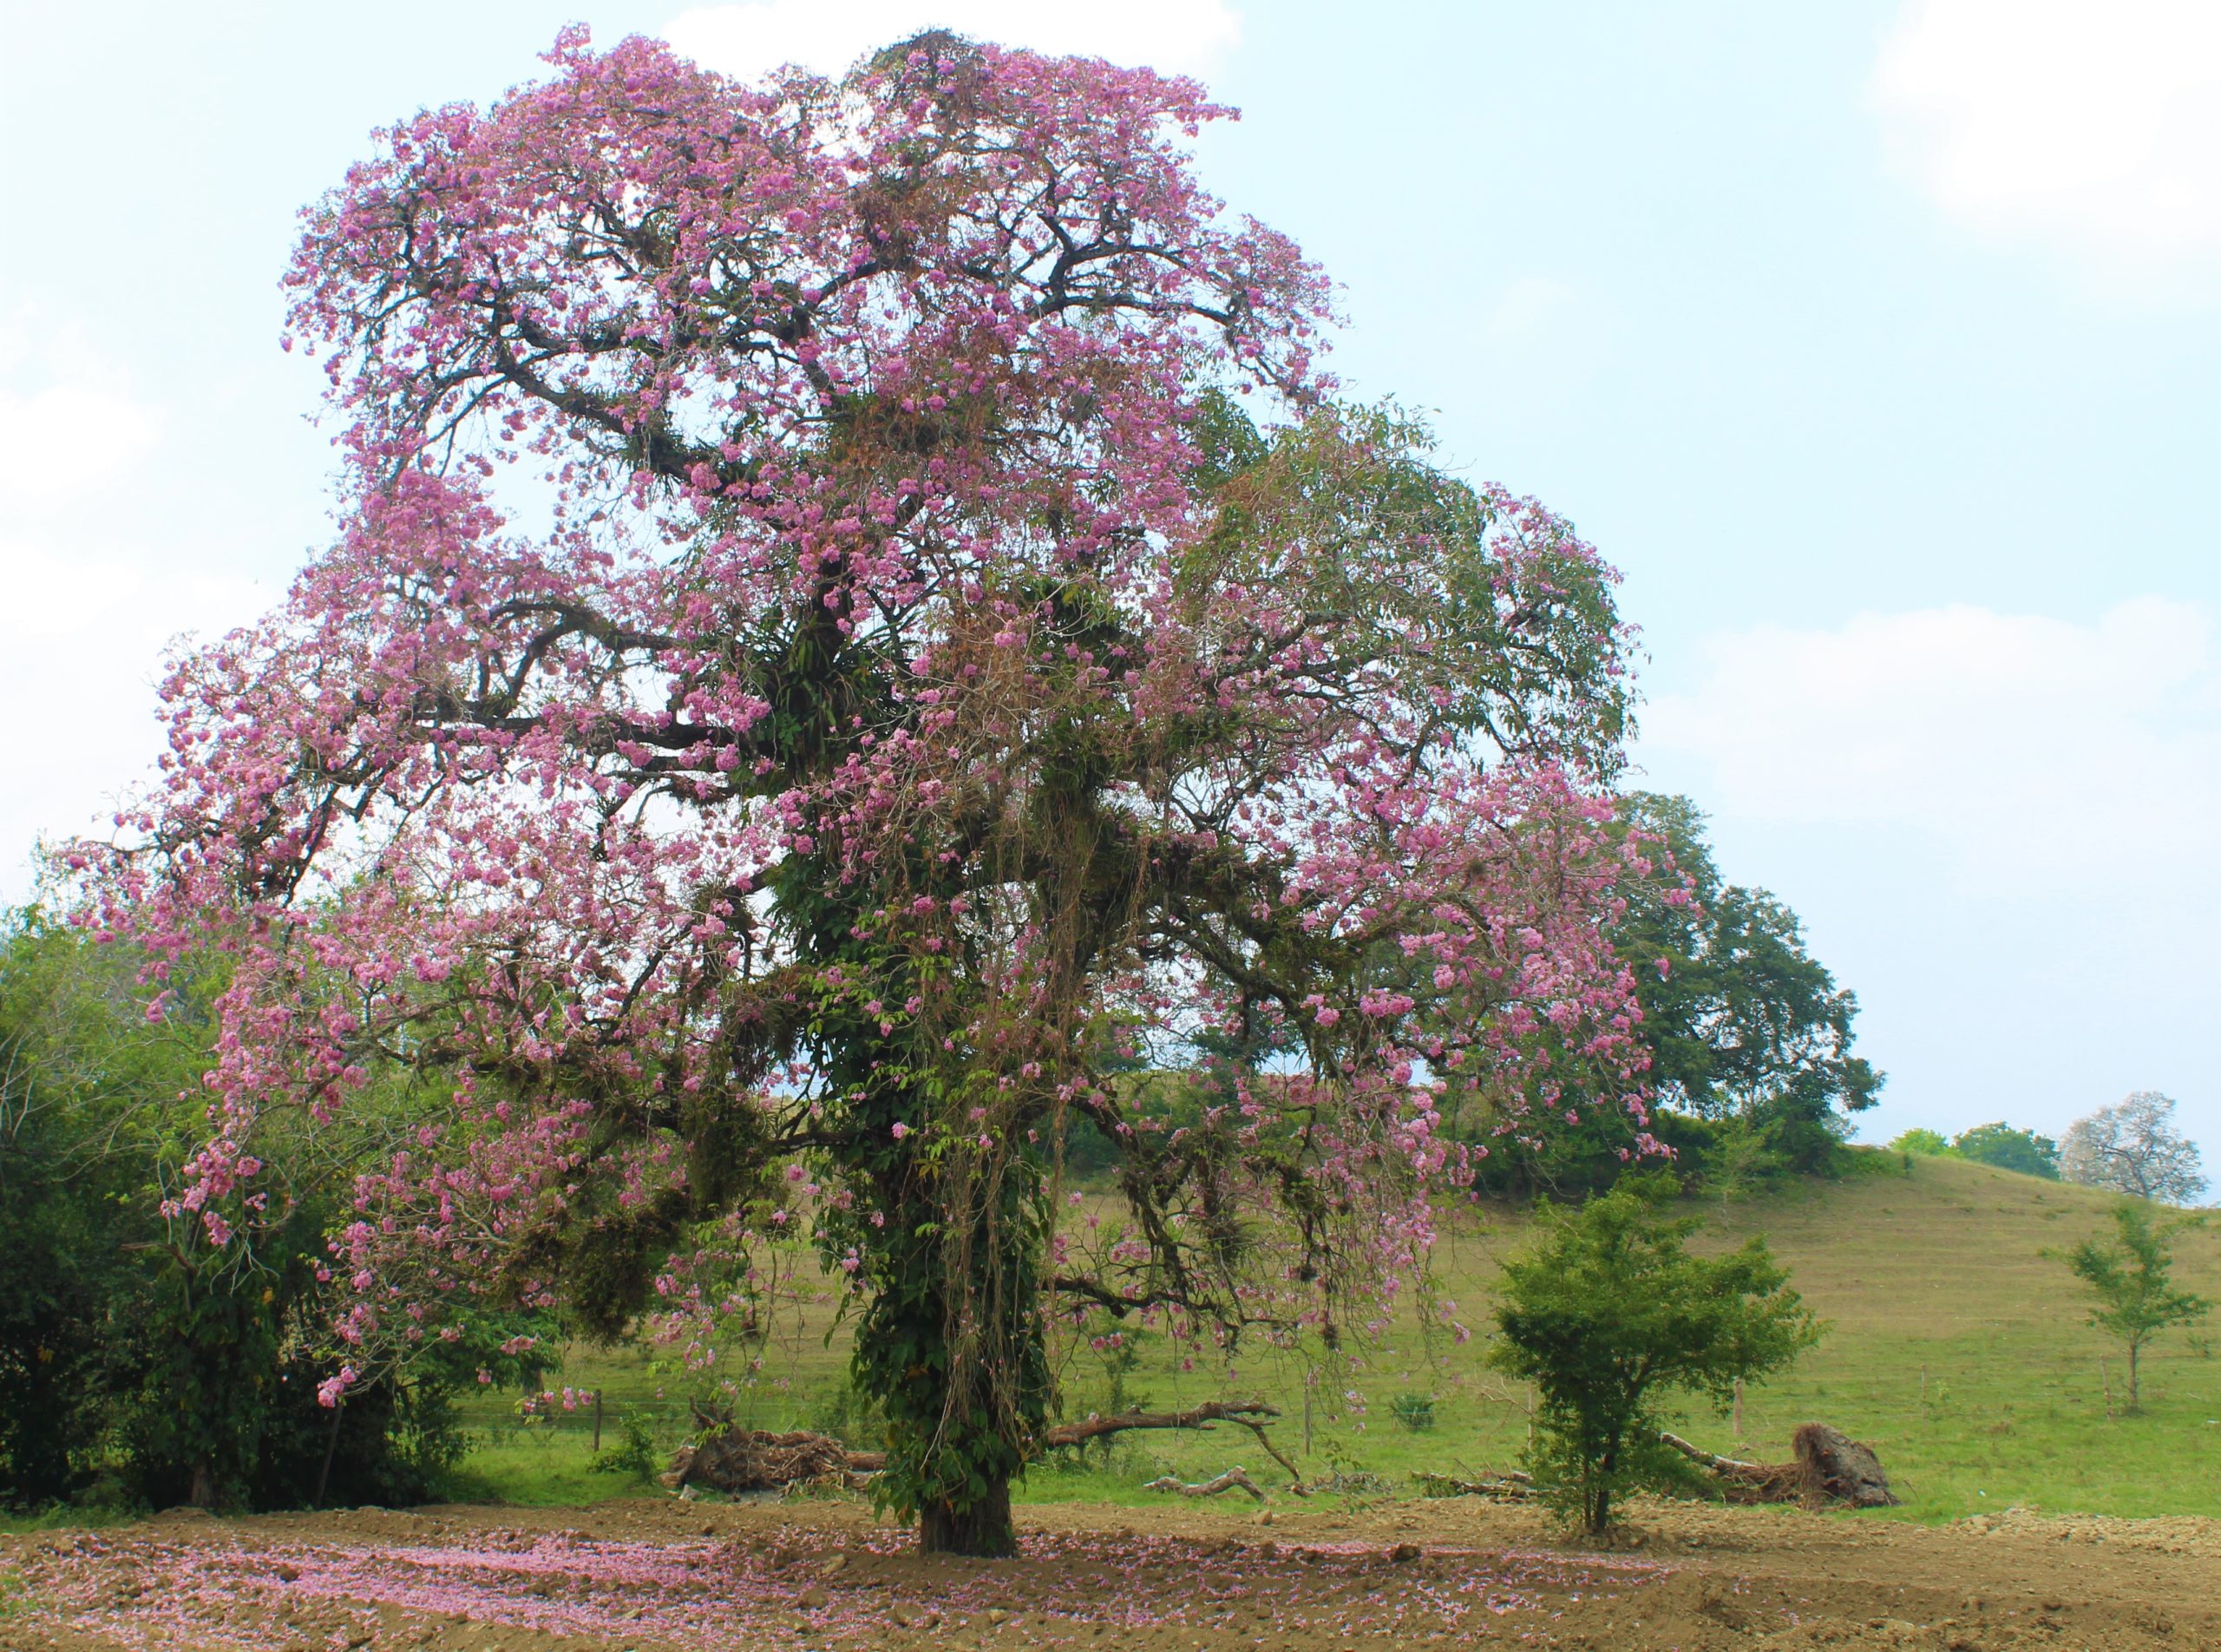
[71,30,1648,1553]
[1950,1122,2059,1180]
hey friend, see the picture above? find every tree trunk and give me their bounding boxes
[2127,1341,2141,1412]
[1587,1442,1616,1535]
[920,1473,1017,1557]
[850,1124,1048,1559]
[314,1397,345,1508]
[1587,1483,1611,1536]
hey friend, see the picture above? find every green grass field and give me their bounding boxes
[444,1152,2221,1524]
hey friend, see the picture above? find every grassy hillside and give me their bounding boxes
[447,1152,2221,1523]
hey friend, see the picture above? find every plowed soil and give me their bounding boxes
[3,1493,2213,1650]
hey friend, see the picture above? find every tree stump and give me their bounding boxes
[1792,1423,1897,1508]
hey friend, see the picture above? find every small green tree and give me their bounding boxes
[1889,1128,1956,1158]
[1487,1174,1821,1533]
[2063,1203,2211,1412]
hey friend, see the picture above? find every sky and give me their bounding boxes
[1,1,2215,1164]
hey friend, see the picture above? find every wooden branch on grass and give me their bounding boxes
[1143,1465,1265,1501]
[1043,1399,1314,1495]
[1412,1470,1535,1501]
[1658,1432,1766,1475]
[1038,1400,1279,1449]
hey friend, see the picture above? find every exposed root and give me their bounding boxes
[667,1399,1307,1497]
[1660,1423,1898,1508]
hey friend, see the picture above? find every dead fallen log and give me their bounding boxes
[667,1399,1300,1495]
[1143,1465,1266,1501]
[662,1426,884,1493]
[1413,1470,1536,1501]
[1659,1423,1897,1508]
[663,1403,885,1494]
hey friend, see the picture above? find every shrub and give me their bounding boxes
[1388,1393,1437,1432]
[1486,1172,1821,1534]
[591,1409,662,1481]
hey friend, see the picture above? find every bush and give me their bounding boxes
[0,911,552,1513]
[1388,1393,1436,1432]
[591,1408,662,1481]
[1486,1172,1821,1534]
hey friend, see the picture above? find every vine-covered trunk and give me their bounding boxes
[851,1115,1050,1559]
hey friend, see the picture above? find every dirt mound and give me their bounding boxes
[3,1493,2215,1649]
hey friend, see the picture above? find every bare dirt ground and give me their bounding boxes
[4,1493,2214,1651]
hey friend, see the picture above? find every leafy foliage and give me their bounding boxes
[0,913,547,1512]
[589,1408,662,1481]
[1486,1173,1821,1533]
[1890,1128,1954,1157]
[1388,1393,1436,1432]
[2062,1203,2211,1411]
[1472,794,1881,1194]
[1609,795,1880,1176]
[1951,1122,2060,1180]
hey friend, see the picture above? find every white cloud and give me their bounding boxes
[0,317,268,894]
[0,319,163,515]
[1874,0,2221,288]
[665,0,1242,81]
[1481,277,1579,346]
[1639,598,2221,899]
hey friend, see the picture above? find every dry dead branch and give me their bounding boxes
[1142,1465,1266,1500]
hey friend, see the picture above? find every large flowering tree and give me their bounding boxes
[78,30,1652,1555]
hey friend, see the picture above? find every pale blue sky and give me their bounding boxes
[3,2,2215,1168]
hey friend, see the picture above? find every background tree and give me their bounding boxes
[1607,794,1880,1177]
[74,30,1646,1555]
[2060,1093,2207,1206]
[1950,1122,2059,1180]
[1486,1172,1820,1534]
[2061,1203,2211,1411]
